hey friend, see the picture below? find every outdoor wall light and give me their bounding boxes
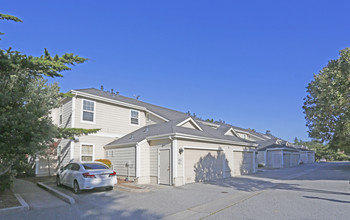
[179,148,184,154]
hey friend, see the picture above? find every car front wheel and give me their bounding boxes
[73,181,81,194]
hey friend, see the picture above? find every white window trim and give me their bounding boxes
[81,99,96,124]
[130,109,140,126]
[80,143,95,162]
[59,106,63,126]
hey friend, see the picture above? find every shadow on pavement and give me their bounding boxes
[303,196,350,204]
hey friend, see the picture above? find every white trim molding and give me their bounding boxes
[80,143,95,162]
[80,99,96,124]
[176,118,203,131]
[71,95,76,127]
[130,109,140,126]
[135,143,141,178]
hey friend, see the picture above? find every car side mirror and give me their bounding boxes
[60,167,64,172]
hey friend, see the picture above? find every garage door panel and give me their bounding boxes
[283,153,291,168]
[184,149,226,184]
[233,151,254,175]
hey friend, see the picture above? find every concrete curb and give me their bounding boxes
[0,193,29,214]
[37,182,75,204]
[116,184,150,193]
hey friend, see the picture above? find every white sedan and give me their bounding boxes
[56,161,117,194]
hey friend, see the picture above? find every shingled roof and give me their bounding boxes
[106,117,256,147]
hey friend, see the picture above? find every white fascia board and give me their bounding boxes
[233,129,250,135]
[233,149,257,152]
[71,90,146,112]
[183,145,224,151]
[247,133,266,141]
[104,142,137,149]
[266,148,298,152]
[176,118,203,131]
[147,133,257,147]
[146,133,176,141]
[225,128,238,136]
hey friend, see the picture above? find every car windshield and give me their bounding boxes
[83,163,109,170]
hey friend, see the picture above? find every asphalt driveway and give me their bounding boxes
[2,162,349,220]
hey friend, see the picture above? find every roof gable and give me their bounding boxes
[176,118,203,131]
[224,128,238,136]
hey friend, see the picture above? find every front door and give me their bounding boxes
[159,149,171,185]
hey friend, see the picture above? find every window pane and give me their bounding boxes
[131,110,138,118]
[82,145,93,155]
[71,164,80,171]
[83,163,108,170]
[83,100,94,111]
[81,156,93,161]
[131,118,139,125]
[83,111,94,121]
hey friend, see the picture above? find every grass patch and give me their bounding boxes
[0,189,20,209]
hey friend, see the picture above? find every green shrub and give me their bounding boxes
[13,160,35,178]
[258,163,264,168]
[0,170,16,192]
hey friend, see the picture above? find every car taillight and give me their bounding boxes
[82,172,96,178]
[109,171,116,177]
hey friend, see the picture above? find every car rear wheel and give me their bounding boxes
[56,176,61,186]
[73,180,81,194]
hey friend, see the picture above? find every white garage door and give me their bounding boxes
[233,151,254,175]
[267,151,282,168]
[283,153,291,168]
[184,149,225,184]
[291,154,299,167]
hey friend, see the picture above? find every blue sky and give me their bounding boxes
[2,1,350,142]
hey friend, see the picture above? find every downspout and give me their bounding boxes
[135,142,141,180]
[253,147,256,173]
[169,136,177,186]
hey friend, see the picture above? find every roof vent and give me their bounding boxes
[266,130,271,135]
[100,85,104,91]
[116,91,119,96]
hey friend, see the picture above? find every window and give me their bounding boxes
[81,144,93,161]
[59,106,63,125]
[64,164,72,170]
[83,163,108,170]
[71,163,81,171]
[82,100,95,122]
[130,110,139,125]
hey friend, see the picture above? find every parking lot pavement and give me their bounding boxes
[204,162,350,220]
[3,162,349,220]
[12,179,68,210]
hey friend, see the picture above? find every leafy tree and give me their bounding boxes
[303,48,350,153]
[0,13,97,189]
[293,138,348,161]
